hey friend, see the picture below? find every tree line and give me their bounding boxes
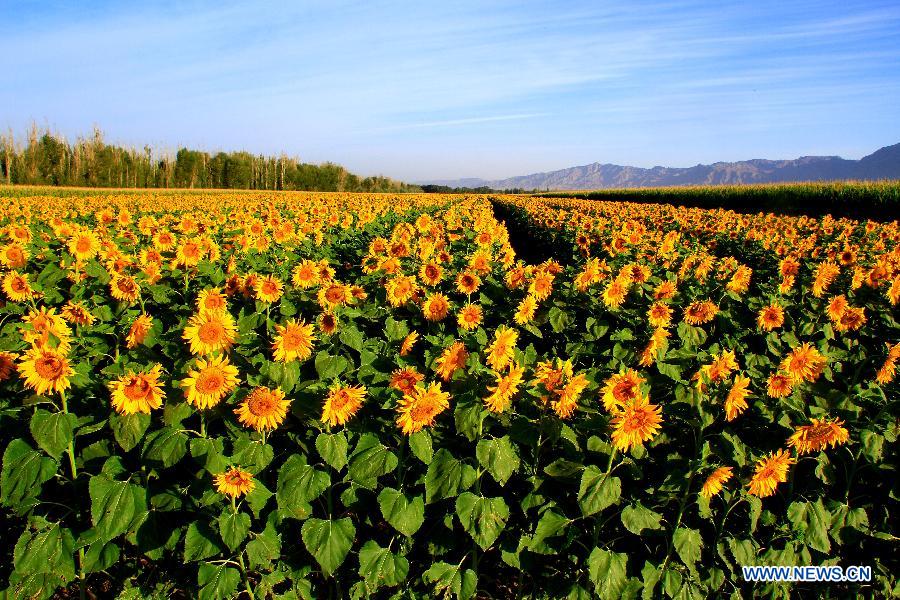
[0,125,419,193]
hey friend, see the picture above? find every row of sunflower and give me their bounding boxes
[0,188,896,600]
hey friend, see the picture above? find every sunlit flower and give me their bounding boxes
[610,394,663,452]
[787,417,850,455]
[322,384,366,427]
[214,467,255,498]
[748,450,795,498]
[700,466,733,499]
[272,319,315,362]
[396,382,451,434]
[181,354,240,409]
[110,364,165,415]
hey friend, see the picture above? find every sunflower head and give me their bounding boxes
[235,386,291,432]
[214,467,255,498]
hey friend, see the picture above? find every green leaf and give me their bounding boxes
[673,527,703,571]
[358,540,410,591]
[476,436,520,486]
[197,562,240,600]
[378,487,425,537]
[409,429,433,464]
[315,432,348,471]
[621,503,664,536]
[301,517,355,577]
[1,439,57,509]
[528,510,571,551]
[231,437,274,473]
[578,467,621,516]
[455,492,509,550]
[339,326,364,352]
[142,426,188,468]
[859,430,883,462]
[246,527,281,569]
[13,520,76,583]
[218,510,251,552]
[587,548,628,600]
[787,499,832,553]
[277,454,329,518]
[385,317,409,342]
[314,351,349,380]
[184,521,226,562]
[89,475,145,542]
[426,449,477,504]
[29,409,77,460]
[348,433,398,487]
[109,413,150,452]
[423,562,477,600]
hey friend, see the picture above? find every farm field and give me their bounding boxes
[0,186,897,600]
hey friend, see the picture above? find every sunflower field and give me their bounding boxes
[0,187,896,600]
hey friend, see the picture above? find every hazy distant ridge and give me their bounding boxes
[424,143,900,190]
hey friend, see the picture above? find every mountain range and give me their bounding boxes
[422,143,900,190]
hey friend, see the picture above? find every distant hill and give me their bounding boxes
[423,143,900,191]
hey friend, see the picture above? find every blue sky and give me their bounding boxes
[4,0,900,181]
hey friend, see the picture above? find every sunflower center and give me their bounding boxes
[35,355,64,379]
[12,277,27,292]
[197,368,225,394]
[325,286,344,303]
[225,471,245,485]
[248,394,277,416]
[410,400,439,422]
[123,376,151,401]
[76,237,92,252]
[198,321,224,344]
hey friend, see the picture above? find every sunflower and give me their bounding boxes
[766,372,793,398]
[197,288,228,314]
[319,283,352,308]
[18,346,74,396]
[419,262,443,286]
[812,262,840,298]
[748,450,795,498]
[699,466,733,499]
[780,343,826,383]
[3,271,34,302]
[110,364,166,415]
[435,342,469,381]
[724,375,750,421]
[888,276,900,305]
[389,367,424,396]
[400,331,419,356]
[646,303,673,328]
[126,314,154,349]
[21,306,72,352]
[457,304,483,331]
[254,275,284,303]
[602,277,629,309]
[528,270,555,301]
[484,363,524,413]
[787,417,850,455]
[423,293,450,321]
[653,280,677,301]
[610,394,663,452]
[68,230,101,261]
[385,275,417,307]
[61,301,95,326]
[272,319,316,362]
[835,307,866,332]
[485,326,518,372]
[175,239,203,268]
[726,265,752,294]
[456,271,481,295]
[322,384,366,427]
[181,354,240,409]
[514,295,537,325]
[110,274,140,303]
[292,259,321,288]
[601,369,645,413]
[235,386,291,431]
[826,295,848,322]
[683,300,718,325]
[153,230,177,251]
[0,242,28,269]
[876,342,900,385]
[703,350,739,384]
[183,310,238,356]
[396,382,451,434]
[756,304,784,331]
[0,351,17,382]
[318,312,338,335]
[214,467,255,498]
[552,372,589,419]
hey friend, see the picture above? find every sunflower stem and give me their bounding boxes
[60,390,77,480]
[200,412,207,438]
[237,552,256,600]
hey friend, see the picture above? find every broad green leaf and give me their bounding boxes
[548,306,572,333]
[455,492,509,550]
[409,429,433,464]
[1,439,57,508]
[587,548,628,600]
[184,521,226,562]
[231,437,274,473]
[378,487,425,537]
[314,351,349,380]
[358,540,410,591]
[385,317,409,342]
[348,433,398,487]
[339,326,364,352]
[218,510,251,552]
[476,436,520,486]
[578,467,621,516]
[315,432,348,471]
[277,454,329,518]
[13,520,76,582]
[673,527,704,571]
[787,499,832,553]
[197,562,240,600]
[29,409,77,460]
[109,413,150,452]
[142,426,188,468]
[301,517,355,577]
[246,526,281,568]
[528,510,571,551]
[89,475,146,542]
[621,503,664,535]
[423,561,477,600]
[425,449,477,504]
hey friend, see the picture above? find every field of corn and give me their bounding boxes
[0,186,897,599]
